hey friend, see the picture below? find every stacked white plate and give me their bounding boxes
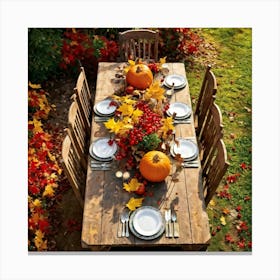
[167,102,191,120]
[170,138,199,161]
[129,206,165,240]
[89,138,117,162]
[163,74,187,89]
[93,99,117,117]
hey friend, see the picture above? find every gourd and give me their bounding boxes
[126,64,153,90]
[139,151,171,182]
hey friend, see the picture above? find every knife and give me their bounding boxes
[165,209,171,238]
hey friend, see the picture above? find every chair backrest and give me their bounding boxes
[67,100,89,170]
[202,139,230,206]
[61,135,86,208]
[194,65,217,137]
[118,29,159,62]
[72,67,93,134]
[198,102,224,168]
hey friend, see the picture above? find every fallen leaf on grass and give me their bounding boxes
[222,208,231,215]
[220,216,227,226]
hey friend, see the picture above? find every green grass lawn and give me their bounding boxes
[186,28,252,251]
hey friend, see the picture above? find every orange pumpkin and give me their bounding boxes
[139,151,171,182]
[126,64,153,90]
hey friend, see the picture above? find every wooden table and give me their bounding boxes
[81,62,211,250]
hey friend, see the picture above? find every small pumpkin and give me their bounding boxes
[139,151,171,182]
[126,64,153,90]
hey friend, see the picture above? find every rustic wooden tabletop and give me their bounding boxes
[81,62,210,251]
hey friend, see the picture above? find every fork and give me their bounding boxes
[171,211,179,238]
[120,210,129,237]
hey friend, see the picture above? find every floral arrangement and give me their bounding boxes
[105,58,174,169]
[103,59,176,210]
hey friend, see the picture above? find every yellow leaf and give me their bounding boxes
[159,56,167,65]
[43,184,55,197]
[144,81,165,101]
[29,118,43,133]
[104,118,119,133]
[126,197,144,211]
[34,230,47,251]
[117,103,134,117]
[220,216,227,226]
[48,151,56,162]
[131,109,143,122]
[33,199,42,208]
[28,81,41,89]
[209,200,216,206]
[123,178,142,193]
[159,117,174,139]
[124,59,136,73]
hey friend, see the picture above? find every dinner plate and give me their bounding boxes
[89,138,117,160]
[171,139,199,161]
[167,102,191,119]
[129,206,165,240]
[94,99,117,116]
[164,75,187,89]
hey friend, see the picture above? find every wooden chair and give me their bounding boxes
[194,65,217,137]
[66,100,89,170]
[71,66,93,135]
[118,29,159,61]
[202,139,230,206]
[61,135,86,208]
[198,102,224,168]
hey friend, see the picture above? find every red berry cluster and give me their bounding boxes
[114,100,163,168]
[148,63,159,73]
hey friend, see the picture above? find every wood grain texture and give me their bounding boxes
[81,62,210,250]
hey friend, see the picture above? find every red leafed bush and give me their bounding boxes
[158,28,203,61]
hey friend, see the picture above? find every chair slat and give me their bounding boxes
[119,29,159,61]
[195,65,217,137]
[203,139,230,206]
[72,67,93,136]
[61,135,86,208]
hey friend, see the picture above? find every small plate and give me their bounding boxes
[129,206,165,240]
[94,99,117,116]
[171,138,199,161]
[164,75,187,89]
[167,102,191,119]
[89,138,117,159]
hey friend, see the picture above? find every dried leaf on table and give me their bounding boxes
[123,178,142,193]
[126,197,144,211]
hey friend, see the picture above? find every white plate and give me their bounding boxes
[132,206,164,237]
[129,206,165,240]
[171,139,198,161]
[167,102,191,119]
[89,138,117,159]
[95,99,117,116]
[164,75,187,89]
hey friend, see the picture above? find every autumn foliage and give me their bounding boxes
[28,83,62,251]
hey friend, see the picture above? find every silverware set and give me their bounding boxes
[173,118,191,124]
[90,160,112,170]
[165,209,179,238]
[182,160,199,168]
[118,210,130,237]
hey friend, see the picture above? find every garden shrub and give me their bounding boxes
[28,29,63,83]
